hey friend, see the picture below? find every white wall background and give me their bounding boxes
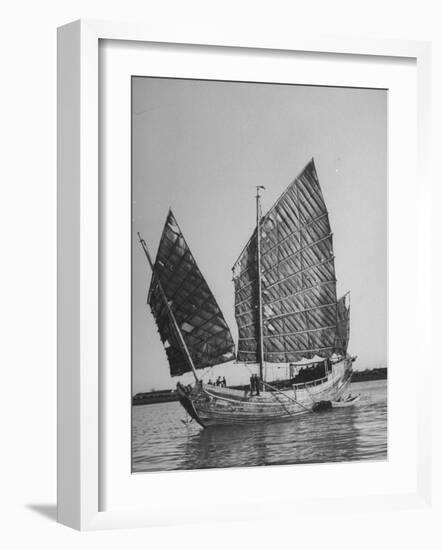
[0,1,440,548]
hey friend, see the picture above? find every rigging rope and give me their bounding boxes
[262,380,311,412]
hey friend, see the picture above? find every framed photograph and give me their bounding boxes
[131,78,386,470]
[57,19,432,530]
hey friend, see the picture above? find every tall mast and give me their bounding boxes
[256,186,265,381]
[137,232,199,383]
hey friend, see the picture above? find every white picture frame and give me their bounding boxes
[57,19,432,531]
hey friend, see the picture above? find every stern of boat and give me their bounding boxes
[332,354,356,399]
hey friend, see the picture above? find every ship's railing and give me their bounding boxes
[293,374,330,390]
[202,384,246,397]
[204,374,332,396]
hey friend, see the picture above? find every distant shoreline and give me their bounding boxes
[351,367,387,383]
[132,368,387,406]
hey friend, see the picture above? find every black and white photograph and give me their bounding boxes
[131,76,388,473]
[3,0,439,543]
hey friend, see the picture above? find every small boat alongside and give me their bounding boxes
[312,393,360,412]
[138,159,357,428]
[332,393,360,407]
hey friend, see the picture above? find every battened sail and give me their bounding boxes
[148,210,235,377]
[233,159,342,363]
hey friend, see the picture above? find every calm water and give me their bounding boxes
[132,379,387,472]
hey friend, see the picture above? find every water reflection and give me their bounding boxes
[132,380,387,473]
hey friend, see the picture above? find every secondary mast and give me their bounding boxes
[137,232,199,383]
[256,186,266,381]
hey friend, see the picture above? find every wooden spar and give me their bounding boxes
[256,186,265,381]
[137,232,199,383]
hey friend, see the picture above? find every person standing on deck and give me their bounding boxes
[250,374,255,396]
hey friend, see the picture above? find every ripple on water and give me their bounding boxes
[131,380,387,472]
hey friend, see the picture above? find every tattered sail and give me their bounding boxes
[233,159,343,363]
[148,210,235,376]
[334,294,350,354]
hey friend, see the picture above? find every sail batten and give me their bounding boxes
[234,281,335,319]
[261,234,333,278]
[239,301,338,328]
[234,260,336,299]
[233,159,346,363]
[148,210,235,377]
[239,323,337,340]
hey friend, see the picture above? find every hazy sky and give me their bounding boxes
[132,77,387,394]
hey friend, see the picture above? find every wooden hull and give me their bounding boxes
[177,358,353,428]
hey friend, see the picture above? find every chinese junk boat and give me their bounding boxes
[138,159,357,428]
